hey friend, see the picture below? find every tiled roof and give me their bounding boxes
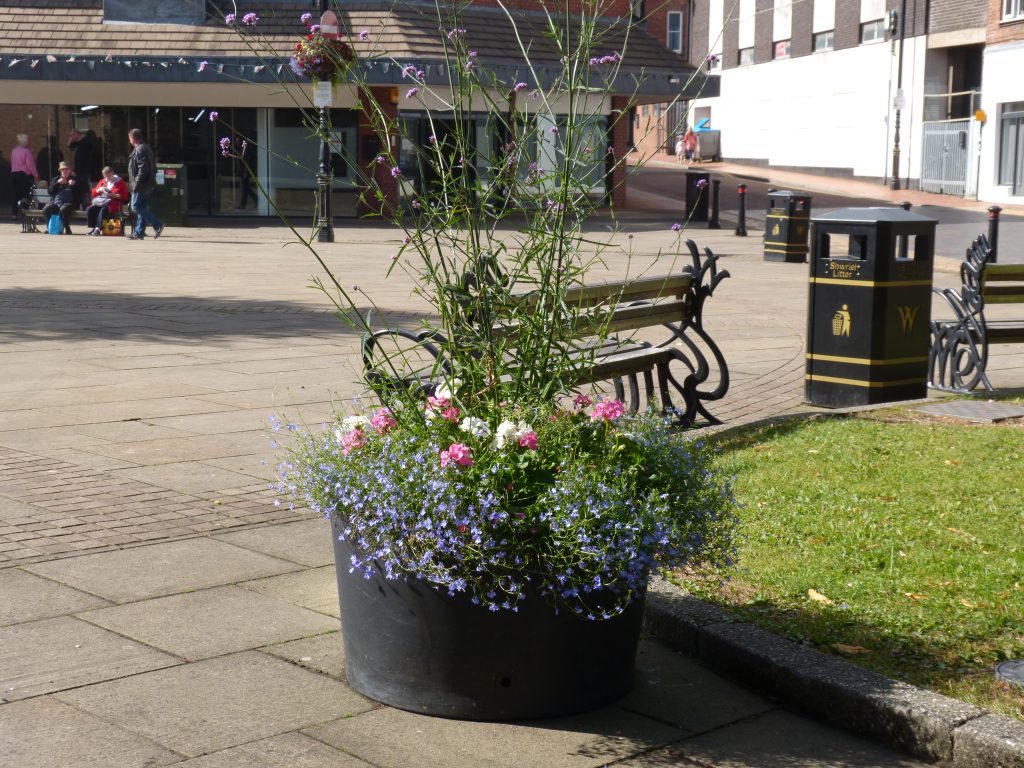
[0,1,693,72]
[0,2,714,96]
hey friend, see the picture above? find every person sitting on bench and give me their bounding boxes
[41,161,84,234]
[85,166,129,236]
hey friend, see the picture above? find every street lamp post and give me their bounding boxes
[314,2,336,243]
[890,0,907,191]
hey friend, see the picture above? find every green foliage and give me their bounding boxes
[694,412,1024,719]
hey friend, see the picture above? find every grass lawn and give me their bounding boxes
[687,402,1024,720]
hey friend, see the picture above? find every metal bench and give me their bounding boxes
[362,239,730,427]
[929,235,1024,392]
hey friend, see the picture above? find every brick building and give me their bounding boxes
[640,0,1022,204]
[0,1,712,219]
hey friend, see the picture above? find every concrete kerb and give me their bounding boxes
[645,400,1024,767]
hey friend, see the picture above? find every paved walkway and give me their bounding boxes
[0,213,1017,767]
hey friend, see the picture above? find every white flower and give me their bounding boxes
[459,417,491,438]
[340,414,372,433]
[493,420,531,449]
[434,377,462,400]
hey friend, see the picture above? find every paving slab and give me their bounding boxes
[0,615,178,701]
[109,461,269,493]
[304,704,685,768]
[0,568,111,625]
[620,640,775,734]
[263,632,345,679]
[618,710,933,767]
[0,697,182,768]
[84,430,269,465]
[25,537,301,602]
[216,518,335,567]
[57,651,375,758]
[79,585,338,660]
[241,566,341,617]
[176,732,373,767]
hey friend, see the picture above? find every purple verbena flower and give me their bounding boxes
[695,178,708,189]
[401,64,416,78]
[513,81,527,92]
[224,13,235,25]
[671,222,682,232]
[219,137,231,157]
[390,166,401,178]
[301,12,312,24]
[447,27,466,39]
[209,111,218,122]
[359,30,369,41]
[242,12,259,26]
[406,87,418,99]
[198,60,208,72]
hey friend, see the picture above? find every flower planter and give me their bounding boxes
[332,527,646,721]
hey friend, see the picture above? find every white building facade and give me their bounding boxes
[683,0,1023,204]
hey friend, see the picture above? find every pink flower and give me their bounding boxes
[441,406,461,423]
[439,442,473,468]
[591,400,626,422]
[341,429,367,456]
[427,395,450,410]
[573,394,593,409]
[517,431,538,451]
[371,408,397,434]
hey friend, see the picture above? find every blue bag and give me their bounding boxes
[47,214,62,235]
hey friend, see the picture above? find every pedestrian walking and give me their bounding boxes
[683,128,698,163]
[127,128,164,240]
[674,134,685,164]
[10,134,39,218]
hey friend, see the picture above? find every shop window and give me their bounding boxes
[667,12,683,53]
[860,19,885,43]
[738,47,754,66]
[813,30,834,52]
[773,40,791,59]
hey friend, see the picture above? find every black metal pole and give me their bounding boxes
[890,0,907,191]
[315,0,334,243]
[315,105,334,243]
[988,205,1002,263]
[708,179,721,229]
[735,184,747,236]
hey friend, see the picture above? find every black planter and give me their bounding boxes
[331,525,645,721]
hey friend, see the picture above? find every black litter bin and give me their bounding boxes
[805,207,937,407]
[684,170,709,223]
[764,190,811,263]
[151,163,188,227]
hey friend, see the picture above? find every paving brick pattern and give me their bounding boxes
[0,446,311,565]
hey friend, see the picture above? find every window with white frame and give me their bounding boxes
[1004,0,1023,20]
[738,47,754,66]
[999,103,1024,195]
[773,40,791,59]
[861,19,885,43]
[813,30,834,52]
[667,11,683,53]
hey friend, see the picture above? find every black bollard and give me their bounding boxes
[735,184,748,237]
[988,206,1002,263]
[708,179,721,229]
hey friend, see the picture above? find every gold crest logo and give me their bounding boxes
[897,305,919,333]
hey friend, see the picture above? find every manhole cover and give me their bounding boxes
[996,660,1024,688]
[915,401,1024,423]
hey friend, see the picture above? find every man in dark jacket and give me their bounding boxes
[41,161,84,234]
[68,129,98,186]
[127,128,164,240]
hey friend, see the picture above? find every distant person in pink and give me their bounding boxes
[10,133,38,217]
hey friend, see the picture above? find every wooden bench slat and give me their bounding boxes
[490,298,689,341]
[984,265,1024,279]
[512,274,693,310]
